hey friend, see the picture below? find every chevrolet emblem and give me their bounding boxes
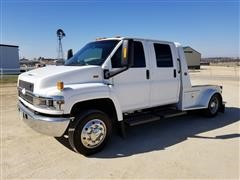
[22,88,26,95]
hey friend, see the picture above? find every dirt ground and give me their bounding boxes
[1,66,239,179]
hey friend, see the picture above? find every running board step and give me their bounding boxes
[154,109,187,118]
[125,110,187,126]
[125,114,160,126]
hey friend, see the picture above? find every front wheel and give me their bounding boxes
[204,94,221,117]
[68,109,112,156]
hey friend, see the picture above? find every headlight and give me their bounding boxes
[33,97,50,106]
[52,97,64,110]
[33,96,64,110]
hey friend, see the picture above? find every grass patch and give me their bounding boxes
[0,75,18,84]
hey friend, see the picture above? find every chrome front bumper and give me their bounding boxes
[18,102,71,137]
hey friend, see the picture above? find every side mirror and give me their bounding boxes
[67,49,73,59]
[121,39,134,67]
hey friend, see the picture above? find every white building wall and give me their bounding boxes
[0,45,20,74]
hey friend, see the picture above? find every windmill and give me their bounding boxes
[56,29,66,60]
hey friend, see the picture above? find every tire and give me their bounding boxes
[204,94,221,117]
[68,109,112,156]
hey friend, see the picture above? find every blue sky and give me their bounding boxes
[1,0,239,58]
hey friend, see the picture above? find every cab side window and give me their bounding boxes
[154,43,173,67]
[132,41,146,68]
[111,45,122,68]
[111,41,146,68]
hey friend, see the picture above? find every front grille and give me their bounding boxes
[18,90,34,104]
[19,80,34,92]
[18,80,34,104]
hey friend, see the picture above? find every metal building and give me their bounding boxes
[183,46,201,69]
[0,44,20,74]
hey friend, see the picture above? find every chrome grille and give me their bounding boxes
[19,80,34,92]
[18,80,34,104]
[18,90,33,104]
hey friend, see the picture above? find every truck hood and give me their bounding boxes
[18,65,104,91]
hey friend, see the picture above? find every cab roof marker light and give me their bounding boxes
[96,37,107,41]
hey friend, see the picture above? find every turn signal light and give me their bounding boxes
[57,81,64,91]
[123,47,127,59]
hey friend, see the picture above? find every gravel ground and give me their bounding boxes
[1,65,239,179]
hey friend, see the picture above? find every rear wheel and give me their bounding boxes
[204,94,220,117]
[68,109,112,156]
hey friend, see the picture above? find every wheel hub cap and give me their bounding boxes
[81,119,106,149]
[210,102,216,108]
[210,96,219,114]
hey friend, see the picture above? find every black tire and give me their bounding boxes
[68,109,112,156]
[204,94,221,117]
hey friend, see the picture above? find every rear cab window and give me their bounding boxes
[153,43,173,67]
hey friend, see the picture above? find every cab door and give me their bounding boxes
[111,40,151,112]
[148,42,180,107]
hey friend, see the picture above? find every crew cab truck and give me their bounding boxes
[18,37,225,155]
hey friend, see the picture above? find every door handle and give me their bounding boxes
[173,69,176,78]
[146,69,150,79]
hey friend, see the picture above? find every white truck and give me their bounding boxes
[18,37,225,155]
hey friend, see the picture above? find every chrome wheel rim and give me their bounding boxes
[81,119,107,149]
[209,96,219,114]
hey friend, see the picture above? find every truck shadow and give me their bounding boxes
[55,107,240,158]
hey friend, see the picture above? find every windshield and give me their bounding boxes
[65,40,119,66]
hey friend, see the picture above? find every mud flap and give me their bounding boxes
[119,121,127,138]
[219,103,225,113]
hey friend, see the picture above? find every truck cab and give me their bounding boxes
[18,37,225,155]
